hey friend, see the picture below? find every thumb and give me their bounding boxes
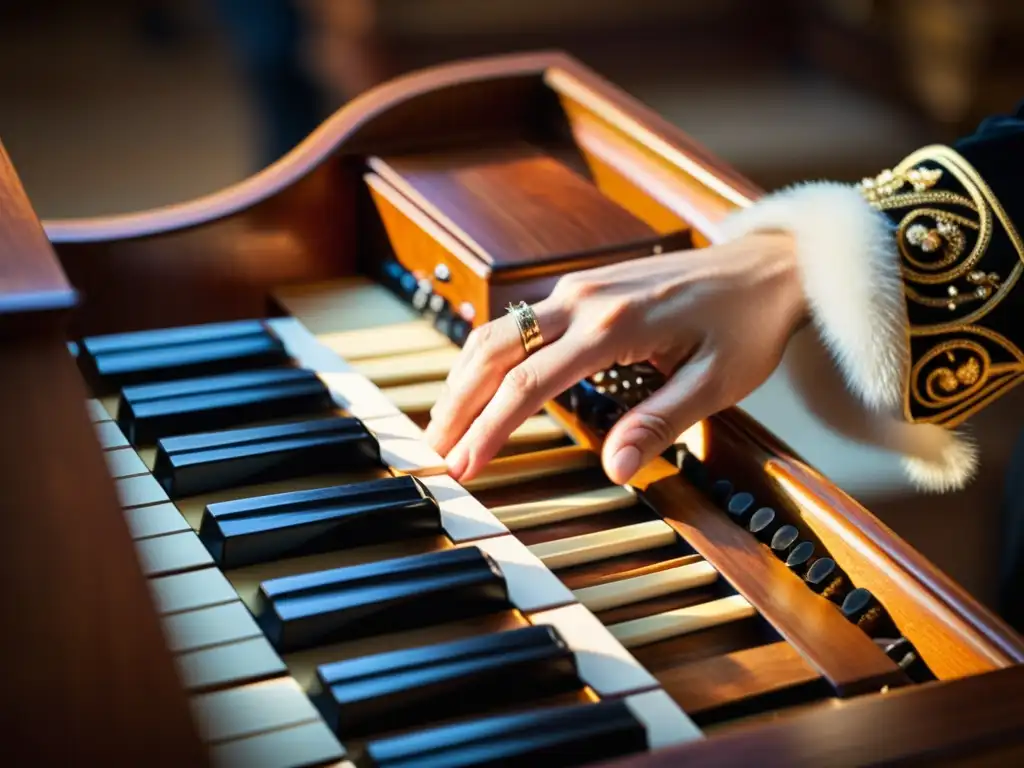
[601,351,724,484]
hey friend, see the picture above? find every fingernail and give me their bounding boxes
[447,446,469,479]
[608,446,642,484]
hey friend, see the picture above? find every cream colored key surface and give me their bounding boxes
[149,568,239,615]
[95,420,129,450]
[125,502,191,540]
[418,474,507,542]
[528,520,678,571]
[190,677,323,744]
[177,636,288,693]
[86,398,111,422]
[609,594,757,648]
[379,380,447,414]
[163,601,263,653]
[462,446,600,492]
[459,535,576,613]
[530,603,658,697]
[623,689,703,747]
[573,560,719,612]
[492,486,636,530]
[116,473,169,509]
[507,414,567,446]
[322,320,451,361]
[105,447,148,479]
[135,531,215,577]
[364,412,445,476]
[273,277,419,336]
[210,720,347,768]
[355,346,461,387]
[100,394,121,420]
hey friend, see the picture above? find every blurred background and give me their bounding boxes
[3,0,1023,219]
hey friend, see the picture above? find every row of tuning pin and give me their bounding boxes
[674,445,935,685]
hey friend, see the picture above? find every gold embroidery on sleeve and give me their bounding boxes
[857,145,1024,427]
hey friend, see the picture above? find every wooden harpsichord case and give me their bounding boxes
[2,52,1023,767]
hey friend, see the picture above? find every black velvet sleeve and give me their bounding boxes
[858,102,1024,429]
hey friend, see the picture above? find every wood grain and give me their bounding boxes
[0,139,77,335]
[641,475,908,697]
[602,664,1024,768]
[370,144,661,269]
[658,641,825,720]
[704,409,1024,678]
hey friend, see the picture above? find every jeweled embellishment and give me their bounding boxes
[934,353,982,393]
[944,271,1001,310]
[858,165,943,202]
[905,215,966,258]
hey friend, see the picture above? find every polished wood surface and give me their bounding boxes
[3,51,1022,766]
[0,140,207,765]
[605,663,1024,768]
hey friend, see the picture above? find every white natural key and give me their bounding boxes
[354,347,461,387]
[608,594,756,648]
[380,380,447,414]
[572,560,719,612]
[527,520,677,571]
[492,486,636,530]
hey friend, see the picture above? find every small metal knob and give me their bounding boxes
[434,263,451,283]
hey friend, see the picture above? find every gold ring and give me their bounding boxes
[507,301,543,354]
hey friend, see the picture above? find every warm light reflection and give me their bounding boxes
[678,420,708,461]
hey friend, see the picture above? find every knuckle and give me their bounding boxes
[554,273,595,303]
[630,411,677,448]
[502,362,540,398]
[464,323,494,354]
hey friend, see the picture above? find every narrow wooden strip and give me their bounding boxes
[658,641,822,717]
[355,346,460,387]
[493,485,636,530]
[609,594,756,648]
[642,475,909,695]
[462,446,600,492]
[124,502,191,540]
[573,560,719,612]
[527,520,677,570]
[572,555,705,589]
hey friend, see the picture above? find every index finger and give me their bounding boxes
[446,329,606,481]
[425,297,567,456]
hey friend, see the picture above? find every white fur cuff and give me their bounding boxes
[720,182,978,493]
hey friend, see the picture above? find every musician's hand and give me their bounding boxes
[424,231,807,485]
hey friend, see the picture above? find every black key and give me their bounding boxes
[312,625,579,739]
[200,475,442,569]
[117,367,335,444]
[153,416,381,498]
[77,320,290,394]
[770,525,800,559]
[710,479,733,507]
[255,546,509,653]
[805,556,847,600]
[359,700,648,768]
[748,507,781,543]
[725,492,756,526]
[841,587,894,637]
[784,541,815,576]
